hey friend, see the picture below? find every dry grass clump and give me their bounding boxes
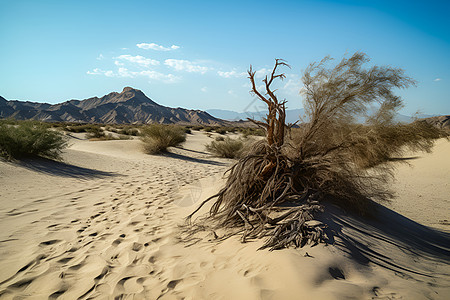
[0,120,68,160]
[64,124,102,133]
[141,124,186,154]
[239,127,265,137]
[205,137,244,158]
[118,126,140,136]
[187,53,443,250]
[214,128,227,135]
[191,125,204,131]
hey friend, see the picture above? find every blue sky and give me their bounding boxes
[1,0,449,115]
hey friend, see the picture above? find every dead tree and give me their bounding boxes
[187,53,443,251]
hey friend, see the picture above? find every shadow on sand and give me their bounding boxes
[319,201,450,283]
[17,158,119,179]
[164,152,228,166]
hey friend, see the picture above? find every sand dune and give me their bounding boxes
[0,133,448,299]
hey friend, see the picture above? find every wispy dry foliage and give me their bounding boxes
[205,137,244,158]
[187,52,444,250]
[141,124,186,154]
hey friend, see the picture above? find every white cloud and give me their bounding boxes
[255,68,270,78]
[87,67,178,83]
[139,70,179,83]
[96,54,105,60]
[164,59,208,74]
[117,68,134,78]
[283,75,303,96]
[87,68,102,75]
[116,55,160,67]
[104,70,115,77]
[228,90,237,97]
[137,43,180,51]
[114,60,124,66]
[87,68,118,77]
[201,87,208,93]
[434,78,442,82]
[217,70,247,78]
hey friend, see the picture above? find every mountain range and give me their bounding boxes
[0,87,226,125]
[0,88,441,126]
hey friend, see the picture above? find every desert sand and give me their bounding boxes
[0,132,449,299]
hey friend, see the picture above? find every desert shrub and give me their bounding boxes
[239,127,265,137]
[0,118,19,126]
[222,126,238,133]
[85,127,105,139]
[184,127,192,134]
[191,125,204,131]
[205,137,244,158]
[0,121,68,160]
[214,128,227,135]
[49,122,68,129]
[215,136,225,141]
[65,124,101,133]
[203,126,214,132]
[120,126,140,136]
[141,124,186,154]
[187,53,443,250]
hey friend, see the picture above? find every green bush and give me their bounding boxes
[65,124,101,133]
[191,125,204,131]
[205,137,244,158]
[85,127,105,139]
[141,124,186,154]
[222,126,238,133]
[239,127,265,137]
[0,121,68,160]
[119,126,140,136]
[0,118,19,126]
[214,128,227,135]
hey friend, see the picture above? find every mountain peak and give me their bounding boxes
[122,87,139,93]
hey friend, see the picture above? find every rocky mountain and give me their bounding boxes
[0,87,226,125]
[419,115,450,131]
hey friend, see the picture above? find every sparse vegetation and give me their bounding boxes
[141,124,186,154]
[214,128,227,135]
[187,53,444,250]
[206,137,244,158]
[191,125,204,131]
[119,126,141,136]
[0,121,68,160]
[65,124,102,133]
[85,127,106,139]
[239,127,265,137]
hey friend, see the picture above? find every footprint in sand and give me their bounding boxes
[131,242,143,252]
[7,278,34,291]
[57,257,74,264]
[39,239,61,247]
[48,287,67,299]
